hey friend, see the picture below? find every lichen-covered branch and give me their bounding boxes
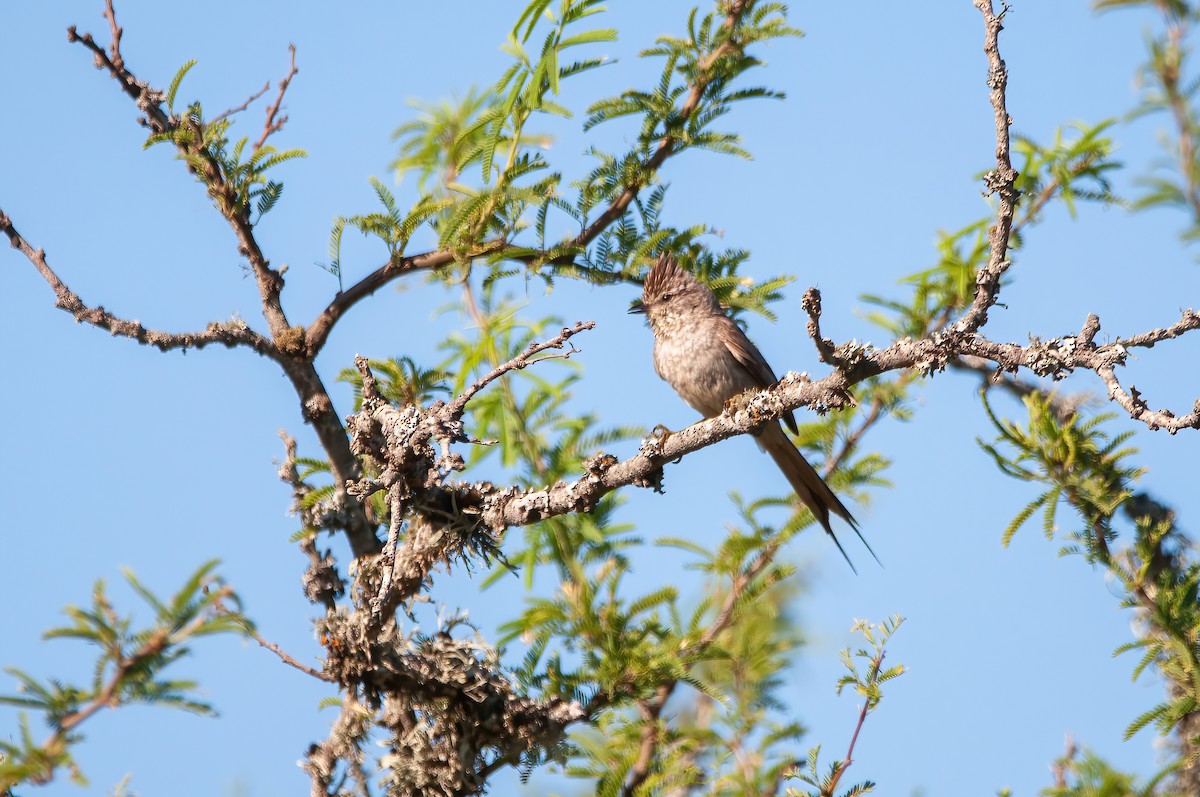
[956,0,1019,336]
[344,298,1199,545]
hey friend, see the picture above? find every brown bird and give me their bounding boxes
[630,252,876,571]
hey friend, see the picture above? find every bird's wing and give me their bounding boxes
[717,316,799,435]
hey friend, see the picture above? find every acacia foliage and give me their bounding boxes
[3,0,1200,796]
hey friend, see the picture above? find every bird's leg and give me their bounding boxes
[722,387,762,414]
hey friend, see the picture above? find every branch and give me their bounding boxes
[823,654,884,797]
[801,288,839,366]
[68,4,289,338]
[101,0,123,71]
[303,0,757,358]
[1098,365,1200,433]
[307,247,479,356]
[824,395,885,479]
[621,682,674,797]
[444,321,595,417]
[1,209,278,357]
[255,44,297,151]
[248,625,335,682]
[955,0,1019,336]
[62,5,381,557]
[211,80,270,125]
[67,18,167,131]
[441,306,1200,531]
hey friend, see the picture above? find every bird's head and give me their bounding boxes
[629,252,720,326]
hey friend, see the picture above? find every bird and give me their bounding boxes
[629,252,876,571]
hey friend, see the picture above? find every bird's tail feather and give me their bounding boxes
[759,424,879,572]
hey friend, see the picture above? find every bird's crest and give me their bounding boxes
[643,252,694,300]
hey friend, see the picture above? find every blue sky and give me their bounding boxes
[2,2,1198,796]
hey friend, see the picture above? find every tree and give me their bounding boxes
[1,1,1198,795]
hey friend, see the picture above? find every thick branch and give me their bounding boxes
[303,0,755,358]
[449,308,1200,531]
[65,6,381,557]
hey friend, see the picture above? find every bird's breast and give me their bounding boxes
[652,321,756,418]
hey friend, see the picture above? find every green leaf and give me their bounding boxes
[166,59,198,114]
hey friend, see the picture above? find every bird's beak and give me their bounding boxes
[628,299,646,315]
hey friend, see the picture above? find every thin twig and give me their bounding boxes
[211,80,271,124]
[445,321,595,417]
[249,627,335,681]
[823,654,884,797]
[255,43,298,151]
[102,0,123,70]
[824,395,884,479]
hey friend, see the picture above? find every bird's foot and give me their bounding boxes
[640,424,676,461]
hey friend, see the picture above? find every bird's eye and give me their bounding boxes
[659,292,672,302]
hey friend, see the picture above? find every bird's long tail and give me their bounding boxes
[758,423,879,573]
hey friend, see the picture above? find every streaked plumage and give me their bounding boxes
[632,252,876,571]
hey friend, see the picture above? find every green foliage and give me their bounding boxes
[164,59,197,115]
[980,391,1200,754]
[1098,0,1200,248]
[326,178,455,282]
[392,89,515,193]
[583,3,798,154]
[864,120,1120,340]
[0,562,247,790]
[337,355,451,410]
[380,0,616,268]
[787,616,906,797]
[1011,121,1122,224]
[144,64,305,226]
[978,392,1142,557]
[566,579,808,796]
[1041,747,1179,797]
[362,0,802,308]
[1111,511,1200,744]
